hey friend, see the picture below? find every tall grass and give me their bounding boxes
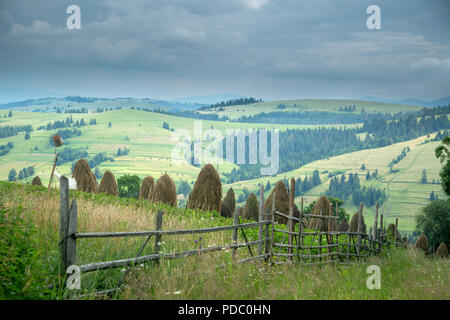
[0,181,448,300]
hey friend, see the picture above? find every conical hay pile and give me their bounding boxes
[349,212,366,233]
[149,173,177,206]
[98,170,118,196]
[72,159,98,193]
[31,176,43,187]
[414,234,429,255]
[386,224,396,241]
[307,196,332,231]
[187,164,222,212]
[338,218,350,232]
[139,176,154,200]
[264,180,290,224]
[435,242,448,258]
[221,188,235,218]
[238,207,245,218]
[244,193,259,221]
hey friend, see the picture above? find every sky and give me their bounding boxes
[0,0,449,103]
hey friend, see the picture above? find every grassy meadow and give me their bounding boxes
[1,182,448,300]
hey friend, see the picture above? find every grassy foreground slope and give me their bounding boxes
[1,182,448,300]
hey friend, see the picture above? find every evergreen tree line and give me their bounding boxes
[293,170,322,196]
[116,147,130,156]
[326,173,387,207]
[8,166,35,182]
[389,147,410,169]
[338,105,356,112]
[57,147,89,166]
[65,108,88,113]
[203,97,262,110]
[37,116,97,130]
[0,142,13,156]
[0,125,33,138]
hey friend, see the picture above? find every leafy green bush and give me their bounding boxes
[415,199,450,251]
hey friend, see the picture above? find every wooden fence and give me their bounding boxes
[58,176,401,291]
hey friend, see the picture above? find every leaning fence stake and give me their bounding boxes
[154,210,163,264]
[67,199,78,268]
[59,176,70,276]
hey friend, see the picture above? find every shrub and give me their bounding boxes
[415,199,450,250]
[117,174,141,199]
[187,164,222,213]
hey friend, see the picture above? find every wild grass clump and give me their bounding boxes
[149,173,177,207]
[221,188,235,218]
[98,170,118,196]
[187,164,222,213]
[73,159,98,193]
[139,176,154,201]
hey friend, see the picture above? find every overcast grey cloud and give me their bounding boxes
[0,0,449,102]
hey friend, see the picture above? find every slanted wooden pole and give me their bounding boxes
[270,194,276,263]
[233,208,239,261]
[373,202,379,241]
[59,176,70,276]
[379,213,384,245]
[258,184,264,256]
[47,152,59,197]
[67,199,78,268]
[356,203,363,257]
[288,178,295,261]
[154,210,163,264]
[395,217,399,245]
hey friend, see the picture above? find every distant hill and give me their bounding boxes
[173,94,245,105]
[361,96,450,107]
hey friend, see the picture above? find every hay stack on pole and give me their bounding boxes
[386,223,396,243]
[72,159,98,193]
[98,170,118,196]
[435,242,448,258]
[349,211,366,233]
[264,180,290,224]
[414,234,429,255]
[149,173,177,206]
[337,218,349,232]
[187,164,222,213]
[31,176,43,187]
[46,134,64,196]
[244,193,259,221]
[221,188,236,218]
[139,176,154,200]
[306,196,332,231]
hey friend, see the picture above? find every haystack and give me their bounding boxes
[414,234,429,255]
[221,188,236,218]
[244,193,259,221]
[98,170,118,196]
[149,173,177,206]
[187,164,222,213]
[31,176,43,187]
[306,196,333,231]
[386,224,396,242]
[139,176,154,200]
[401,237,408,247]
[238,206,245,218]
[72,159,98,193]
[264,180,290,224]
[435,242,448,258]
[338,218,349,232]
[349,212,366,233]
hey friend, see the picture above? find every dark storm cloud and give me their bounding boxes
[0,0,449,101]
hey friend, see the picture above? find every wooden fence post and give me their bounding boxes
[356,203,363,257]
[59,176,70,276]
[258,184,264,256]
[154,210,163,263]
[288,178,295,261]
[270,194,276,263]
[373,202,379,242]
[233,208,239,261]
[395,217,399,245]
[297,197,303,261]
[67,199,78,268]
[379,213,384,245]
